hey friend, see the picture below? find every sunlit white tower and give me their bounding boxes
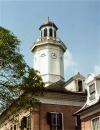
[31,19,67,86]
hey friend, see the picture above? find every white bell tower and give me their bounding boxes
[31,19,67,86]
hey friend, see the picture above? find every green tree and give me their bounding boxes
[0,27,44,114]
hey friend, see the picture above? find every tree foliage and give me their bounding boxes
[0,27,44,114]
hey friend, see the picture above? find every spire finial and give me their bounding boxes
[48,17,50,22]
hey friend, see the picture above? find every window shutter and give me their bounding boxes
[47,112,57,126]
[51,113,56,126]
[44,28,47,37]
[47,112,51,124]
[57,113,62,128]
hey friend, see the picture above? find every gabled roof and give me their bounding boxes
[65,72,85,86]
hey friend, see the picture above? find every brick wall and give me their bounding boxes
[38,103,81,130]
[81,112,100,130]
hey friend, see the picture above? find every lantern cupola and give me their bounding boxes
[39,17,58,40]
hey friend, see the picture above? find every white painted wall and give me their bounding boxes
[85,74,100,106]
[33,44,65,86]
[65,80,76,92]
[96,79,100,98]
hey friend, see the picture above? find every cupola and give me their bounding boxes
[31,19,67,86]
[39,17,58,40]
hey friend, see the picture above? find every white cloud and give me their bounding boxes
[64,50,78,78]
[64,50,76,69]
[94,65,100,74]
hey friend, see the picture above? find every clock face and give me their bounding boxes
[40,53,46,57]
[51,52,57,59]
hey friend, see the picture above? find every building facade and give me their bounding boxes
[0,81,86,130]
[74,74,100,130]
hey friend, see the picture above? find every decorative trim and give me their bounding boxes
[37,97,84,106]
[80,107,100,119]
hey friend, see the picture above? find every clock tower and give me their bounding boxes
[31,19,67,86]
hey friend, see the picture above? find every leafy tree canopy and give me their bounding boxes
[0,27,44,114]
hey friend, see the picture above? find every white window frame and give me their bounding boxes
[91,116,100,130]
[89,82,96,101]
[26,114,31,130]
[49,112,64,130]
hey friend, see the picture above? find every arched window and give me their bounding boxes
[54,30,56,37]
[44,28,47,37]
[49,28,53,37]
[21,116,27,130]
[41,31,42,38]
[14,125,16,130]
[21,116,31,130]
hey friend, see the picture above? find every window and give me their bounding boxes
[47,112,63,130]
[41,31,42,38]
[54,30,56,37]
[75,115,81,130]
[27,116,31,130]
[21,116,31,130]
[92,117,100,130]
[49,28,53,37]
[44,28,47,37]
[10,126,12,130]
[89,83,95,100]
[14,125,16,130]
[78,80,82,92]
[21,116,27,130]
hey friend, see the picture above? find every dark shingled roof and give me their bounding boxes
[39,21,58,30]
[46,80,66,92]
[45,80,86,95]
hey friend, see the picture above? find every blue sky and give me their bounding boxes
[0,0,100,79]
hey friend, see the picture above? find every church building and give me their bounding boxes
[1,19,99,130]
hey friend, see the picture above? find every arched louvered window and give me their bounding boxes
[54,30,56,37]
[49,28,53,37]
[41,31,42,38]
[44,28,47,37]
